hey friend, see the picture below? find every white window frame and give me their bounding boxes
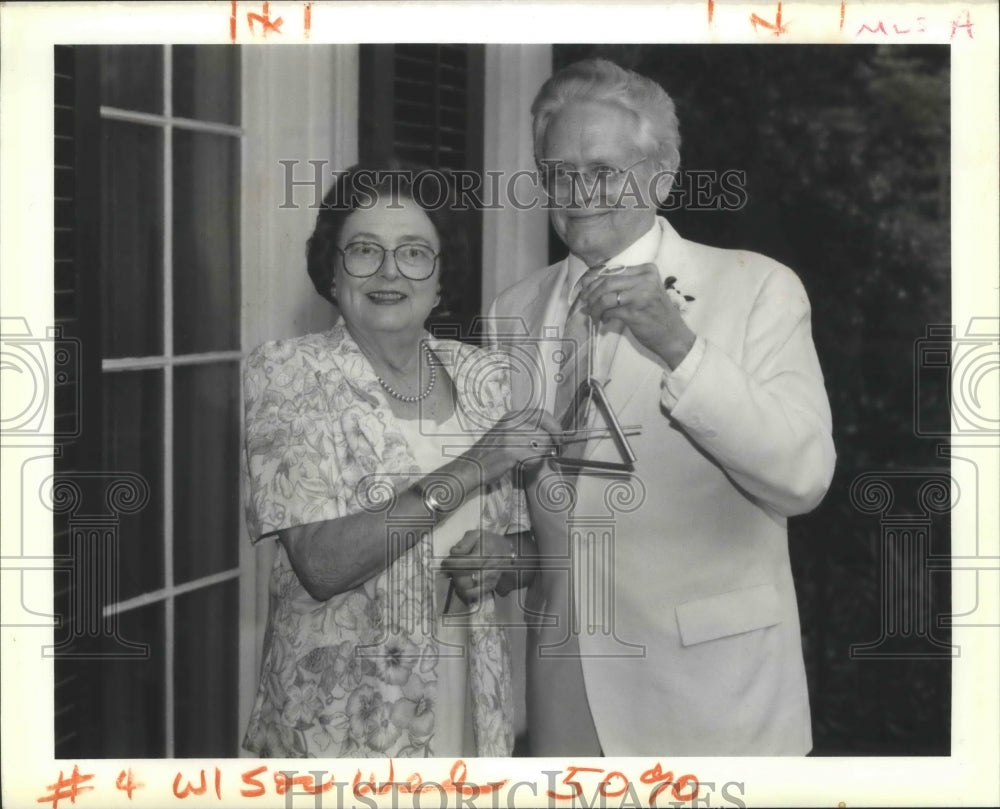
[99,45,245,757]
[95,45,359,756]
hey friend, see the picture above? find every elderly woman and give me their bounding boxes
[241,161,558,758]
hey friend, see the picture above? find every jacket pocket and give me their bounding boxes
[675,583,782,647]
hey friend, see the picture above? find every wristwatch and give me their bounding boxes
[418,481,452,523]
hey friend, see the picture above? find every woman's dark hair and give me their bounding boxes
[306,158,468,316]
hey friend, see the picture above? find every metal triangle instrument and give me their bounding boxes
[551,309,640,474]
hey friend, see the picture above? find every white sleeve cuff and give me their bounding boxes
[660,336,707,411]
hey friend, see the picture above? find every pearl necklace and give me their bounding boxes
[375,344,437,403]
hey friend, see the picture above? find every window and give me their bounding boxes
[54,45,242,758]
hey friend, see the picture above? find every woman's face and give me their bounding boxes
[334,195,442,340]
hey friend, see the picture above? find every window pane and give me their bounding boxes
[103,370,164,600]
[172,45,240,125]
[54,522,165,758]
[99,45,163,113]
[173,362,239,584]
[101,120,164,358]
[175,580,239,756]
[96,602,166,757]
[172,130,240,354]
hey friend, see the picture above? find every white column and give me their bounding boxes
[481,45,552,313]
[241,45,359,350]
[238,45,359,755]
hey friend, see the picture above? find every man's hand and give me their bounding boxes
[577,262,696,370]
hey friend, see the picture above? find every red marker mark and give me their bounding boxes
[230,0,237,42]
[173,770,206,799]
[598,770,630,798]
[36,766,96,809]
[707,0,714,24]
[542,762,703,805]
[856,15,928,36]
[304,2,312,37]
[247,1,284,36]
[856,20,887,35]
[546,766,605,801]
[951,9,974,38]
[893,18,927,34]
[640,763,700,805]
[172,768,221,800]
[274,771,337,796]
[241,766,267,799]
[750,2,788,35]
[350,759,506,799]
[115,768,145,800]
[840,0,846,31]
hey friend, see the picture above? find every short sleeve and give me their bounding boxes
[241,340,353,542]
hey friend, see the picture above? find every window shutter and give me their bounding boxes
[359,45,485,340]
[53,44,104,757]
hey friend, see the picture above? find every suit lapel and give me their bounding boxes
[501,261,568,413]
[527,262,566,338]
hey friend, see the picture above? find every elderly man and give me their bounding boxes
[488,58,836,756]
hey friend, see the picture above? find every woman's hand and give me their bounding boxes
[441,529,516,605]
[467,409,562,483]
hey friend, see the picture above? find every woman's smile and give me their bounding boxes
[365,290,408,304]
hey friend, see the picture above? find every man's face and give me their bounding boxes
[540,100,663,267]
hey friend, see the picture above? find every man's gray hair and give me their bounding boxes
[531,58,681,168]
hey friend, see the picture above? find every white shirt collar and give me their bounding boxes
[564,220,662,302]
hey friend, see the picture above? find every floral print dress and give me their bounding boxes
[241,326,521,758]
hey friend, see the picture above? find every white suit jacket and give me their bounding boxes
[487,217,836,755]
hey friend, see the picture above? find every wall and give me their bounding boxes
[238,44,358,752]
